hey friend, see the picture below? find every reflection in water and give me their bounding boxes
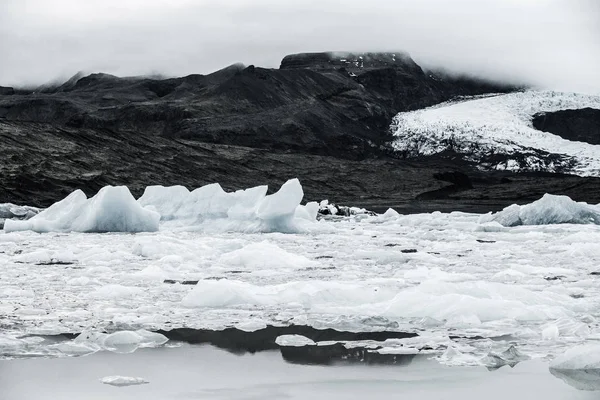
[550,368,600,391]
[0,345,598,400]
[280,342,418,365]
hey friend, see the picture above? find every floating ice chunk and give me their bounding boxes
[55,341,100,356]
[482,345,530,369]
[551,344,600,370]
[100,376,149,387]
[137,179,310,232]
[74,330,109,345]
[439,345,481,366]
[294,202,319,221]
[70,329,167,354]
[257,179,303,220]
[275,335,316,347]
[381,208,400,219]
[218,241,315,271]
[235,320,268,332]
[4,187,160,233]
[89,284,142,299]
[543,324,560,340]
[550,344,600,391]
[479,194,600,227]
[0,203,40,219]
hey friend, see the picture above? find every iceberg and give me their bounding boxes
[550,344,600,391]
[3,178,317,233]
[4,186,160,233]
[138,178,312,232]
[479,194,600,227]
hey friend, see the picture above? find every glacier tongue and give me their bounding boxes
[391,90,600,176]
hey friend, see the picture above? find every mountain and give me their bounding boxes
[1,52,600,212]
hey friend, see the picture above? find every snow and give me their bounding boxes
[2,196,600,366]
[391,90,600,176]
[480,194,600,226]
[4,187,160,233]
[100,376,149,387]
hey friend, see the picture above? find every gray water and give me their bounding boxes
[0,345,596,400]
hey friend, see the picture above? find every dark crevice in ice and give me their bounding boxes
[156,325,418,354]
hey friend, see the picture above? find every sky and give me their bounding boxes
[1,0,599,92]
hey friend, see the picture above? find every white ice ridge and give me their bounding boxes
[3,178,318,233]
[4,186,160,233]
[479,194,600,227]
[391,90,600,176]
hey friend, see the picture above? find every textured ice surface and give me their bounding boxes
[391,91,600,176]
[4,187,160,233]
[2,207,600,366]
[480,194,600,226]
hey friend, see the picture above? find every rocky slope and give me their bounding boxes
[533,108,600,145]
[1,52,600,212]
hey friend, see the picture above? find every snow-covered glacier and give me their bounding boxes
[391,91,600,176]
[4,178,317,233]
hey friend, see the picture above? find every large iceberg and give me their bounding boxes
[479,194,600,227]
[4,186,160,233]
[138,178,314,232]
[3,178,316,233]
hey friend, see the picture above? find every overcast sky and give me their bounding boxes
[1,0,598,92]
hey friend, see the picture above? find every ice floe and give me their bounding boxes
[480,194,600,227]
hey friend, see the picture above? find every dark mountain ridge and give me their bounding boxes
[1,51,600,211]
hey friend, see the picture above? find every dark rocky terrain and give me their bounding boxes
[1,51,600,213]
[533,108,600,145]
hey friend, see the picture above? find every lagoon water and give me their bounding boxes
[0,345,596,400]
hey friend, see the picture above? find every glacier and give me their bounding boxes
[480,194,600,227]
[391,90,600,176]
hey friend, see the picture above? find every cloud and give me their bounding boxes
[1,0,598,93]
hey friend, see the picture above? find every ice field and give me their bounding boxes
[2,181,600,375]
